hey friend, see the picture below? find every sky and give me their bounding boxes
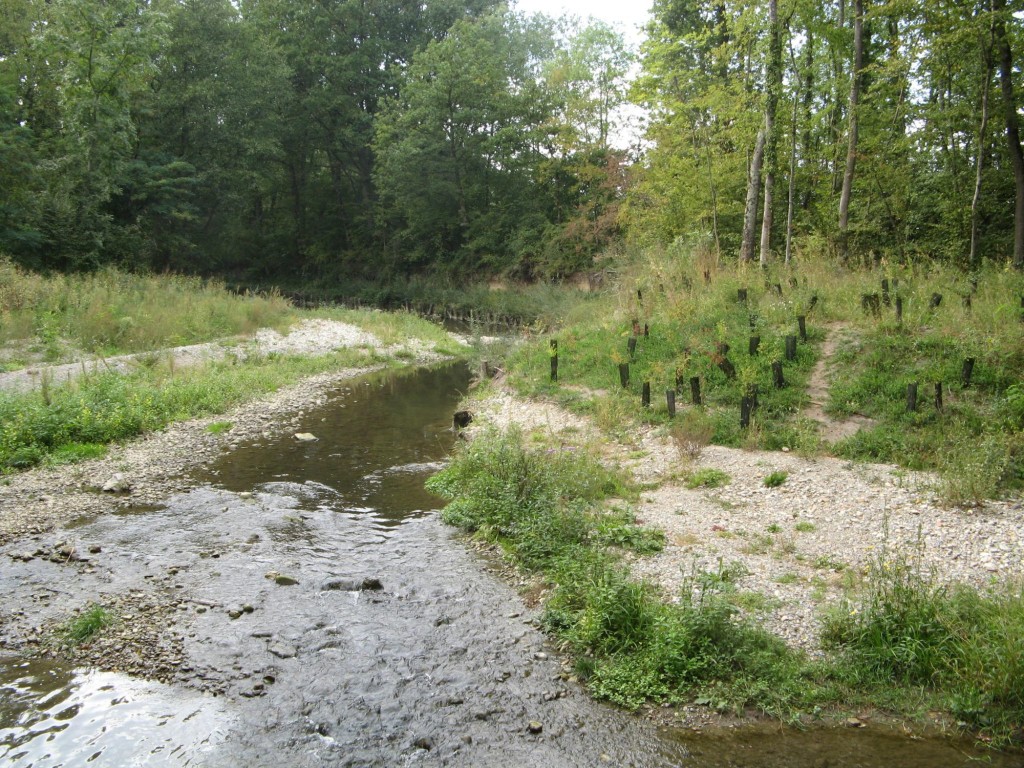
[511,0,653,48]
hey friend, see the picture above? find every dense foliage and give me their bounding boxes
[630,0,1024,269]
[0,0,631,281]
[4,0,1022,284]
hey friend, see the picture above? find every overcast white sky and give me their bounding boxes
[511,0,653,47]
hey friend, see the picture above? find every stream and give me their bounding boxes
[1,362,1021,767]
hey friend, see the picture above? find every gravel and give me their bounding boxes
[0,319,462,545]
[469,389,1024,655]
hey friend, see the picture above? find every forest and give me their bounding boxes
[2,0,1024,284]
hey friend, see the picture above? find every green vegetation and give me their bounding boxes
[432,429,1024,746]
[763,471,788,487]
[428,431,806,714]
[684,469,731,489]
[500,251,1024,502]
[0,261,293,363]
[62,604,113,644]
[823,553,1024,742]
[206,421,233,435]
[0,270,467,474]
[794,521,816,533]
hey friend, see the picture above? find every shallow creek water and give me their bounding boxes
[1,363,1021,767]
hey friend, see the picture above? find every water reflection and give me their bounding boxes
[198,363,470,528]
[0,657,231,767]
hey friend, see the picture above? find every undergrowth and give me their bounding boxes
[499,248,1024,501]
[431,429,1024,747]
[0,259,294,361]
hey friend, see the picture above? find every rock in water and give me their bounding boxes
[294,432,318,442]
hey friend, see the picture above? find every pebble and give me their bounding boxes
[475,391,1024,656]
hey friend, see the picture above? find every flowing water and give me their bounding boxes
[1,363,1021,767]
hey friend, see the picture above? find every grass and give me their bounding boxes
[684,468,731,489]
[763,471,789,487]
[432,427,1024,747]
[491,247,1024,502]
[822,551,1024,745]
[0,267,469,473]
[430,430,808,714]
[62,603,113,644]
[0,259,294,363]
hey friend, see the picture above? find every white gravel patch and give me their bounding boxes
[469,389,1024,655]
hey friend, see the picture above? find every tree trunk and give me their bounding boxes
[741,128,766,262]
[838,0,865,261]
[971,21,995,272]
[759,0,782,266]
[994,0,1024,269]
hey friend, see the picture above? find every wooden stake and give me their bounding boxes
[690,376,702,406]
[797,315,807,341]
[619,363,630,388]
[549,339,558,382]
[772,361,785,388]
[935,381,943,411]
[785,335,797,361]
[642,382,651,408]
[749,336,760,356]
[666,390,676,418]
[906,382,918,412]
[961,358,975,388]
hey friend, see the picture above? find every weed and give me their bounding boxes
[822,549,1024,745]
[47,442,107,465]
[766,523,782,533]
[741,534,774,556]
[670,411,715,460]
[774,572,799,585]
[729,590,780,613]
[814,555,847,571]
[763,471,789,488]
[63,603,112,644]
[684,468,731,489]
[206,421,234,435]
[794,521,816,533]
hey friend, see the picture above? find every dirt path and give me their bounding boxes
[803,322,875,442]
[0,319,385,395]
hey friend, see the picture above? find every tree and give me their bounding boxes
[837,0,864,261]
[374,12,556,274]
[994,0,1024,269]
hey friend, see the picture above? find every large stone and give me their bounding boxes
[101,473,132,492]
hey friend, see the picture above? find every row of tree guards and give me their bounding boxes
[545,320,985,429]
[544,313,811,428]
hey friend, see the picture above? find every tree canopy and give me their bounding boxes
[0,0,1022,280]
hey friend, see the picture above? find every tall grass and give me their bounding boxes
[823,551,1024,745]
[0,259,294,359]
[497,245,1024,500]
